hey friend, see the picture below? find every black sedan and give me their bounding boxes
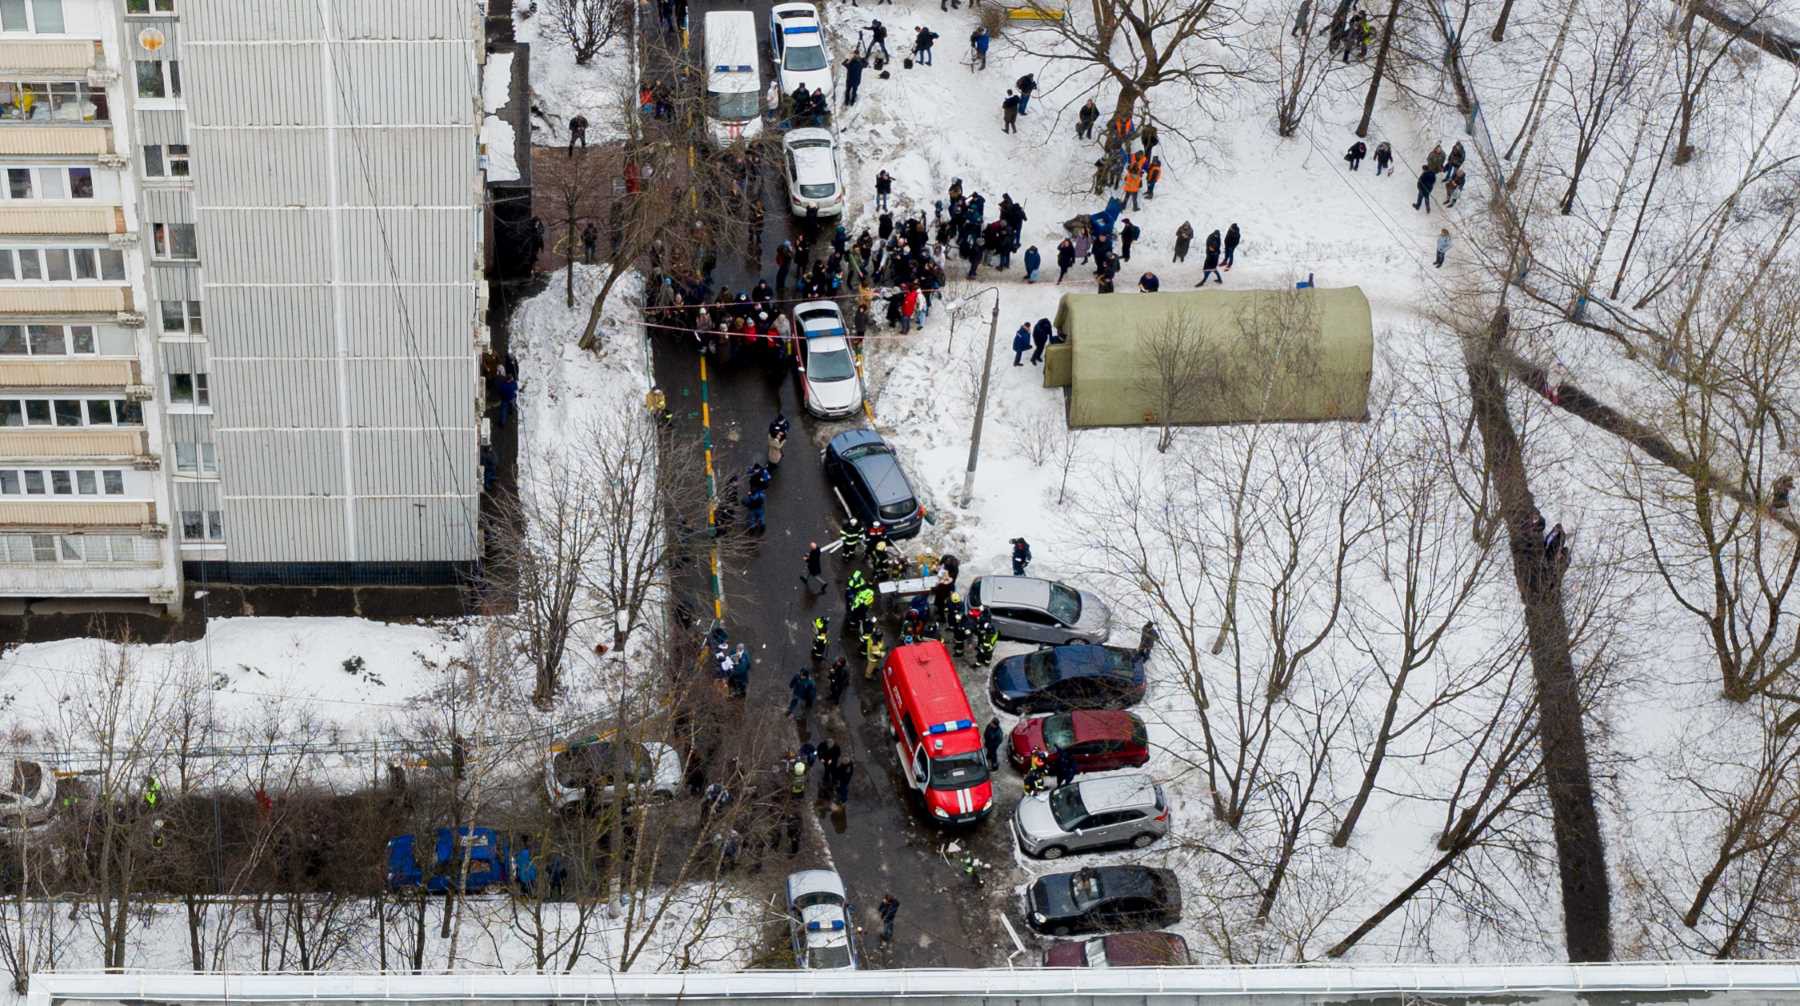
[1023,865,1182,936]
[822,429,922,539]
[989,644,1146,714]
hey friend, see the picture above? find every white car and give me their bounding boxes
[792,300,863,418]
[544,735,682,809]
[785,869,859,969]
[782,127,845,217]
[1,759,57,828]
[768,3,833,97]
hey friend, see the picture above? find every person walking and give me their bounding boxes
[1414,165,1438,212]
[1119,218,1140,261]
[984,718,1004,770]
[1076,98,1099,139]
[1374,140,1393,175]
[801,541,825,593]
[1011,322,1031,366]
[1137,621,1159,659]
[1344,140,1366,170]
[1195,229,1223,285]
[1023,244,1041,282]
[970,25,990,69]
[1015,73,1038,114]
[1055,238,1076,282]
[1434,228,1452,268]
[830,760,854,811]
[1173,220,1193,262]
[567,114,589,156]
[1222,222,1240,269]
[786,669,817,720]
[878,894,900,944]
[827,657,850,704]
[581,222,598,264]
[843,52,867,105]
[1001,90,1020,133]
[1010,537,1032,575]
[874,170,892,212]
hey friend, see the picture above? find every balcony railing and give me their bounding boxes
[0,357,138,388]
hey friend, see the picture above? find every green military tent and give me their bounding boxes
[1042,287,1374,428]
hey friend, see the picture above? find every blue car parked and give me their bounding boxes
[988,644,1145,715]
[386,827,511,894]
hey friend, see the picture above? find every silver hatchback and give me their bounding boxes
[970,575,1113,645]
[1013,773,1169,859]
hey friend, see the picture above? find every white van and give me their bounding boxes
[704,11,764,146]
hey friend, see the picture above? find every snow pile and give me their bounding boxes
[483,115,521,183]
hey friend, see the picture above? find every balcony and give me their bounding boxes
[0,357,138,388]
[0,40,100,77]
[0,286,132,315]
[0,124,111,156]
[0,427,148,461]
[0,499,155,530]
[0,204,124,237]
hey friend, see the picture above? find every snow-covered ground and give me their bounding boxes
[515,4,637,147]
[808,0,1800,965]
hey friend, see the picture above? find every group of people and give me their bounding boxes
[1293,0,1377,60]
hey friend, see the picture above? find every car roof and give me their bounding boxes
[1074,772,1159,813]
[828,430,914,507]
[886,642,980,754]
[1046,644,1140,678]
[1066,708,1143,742]
[771,2,818,19]
[828,428,884,453]
[1100,932,1191,965]
[980,575,1053,608]
[1088,864,1170,898]
[795,300,843,330]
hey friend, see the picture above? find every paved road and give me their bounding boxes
[648,10,1025,970]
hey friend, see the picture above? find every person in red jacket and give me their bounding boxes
[899,283,920,334]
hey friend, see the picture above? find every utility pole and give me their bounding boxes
[960,289,1001,507]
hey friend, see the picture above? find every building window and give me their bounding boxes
[0,324,96,355]
[159,300,202,335]
[0,81,107,121]
[135,59,181,100]
[143,144,191,179]
[125,0,176,11]
[0,167,93,200]
[0,247,126,282]
[168,371,208,408]
[172,442,217,475]
[0,397,139,428]
[180,510,223,542]
[0,0,65,33]
[0,533,150,564]
[151,223,197,261]
[0,467,128,496]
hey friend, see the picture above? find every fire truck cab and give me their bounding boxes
[881,641,993,824]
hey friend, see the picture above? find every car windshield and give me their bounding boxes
[1041,713,1076,751]
[879,498,917,520]
[809,942,853,969]
[1047,583,1083,624]
[709,89,760,120]
[929,750,990,790]
[1020,650,1060,688]
[800,181,838,199]
[1047,784,1087,829]
[809,346,857,381]
[784,42,829,71]
[839,443,885,461]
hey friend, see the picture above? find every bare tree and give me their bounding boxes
[1131,309,1215,452]
[1271,7,1336,138]
[1668,0,1759,166]
[1013,0,1250,131]
[1354,0,1402,138]
[1551,0,1650,214]
[543,0,631,66]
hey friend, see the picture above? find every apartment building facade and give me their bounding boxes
[1,0,488,613]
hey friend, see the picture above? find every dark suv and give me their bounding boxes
[822,429,922,539]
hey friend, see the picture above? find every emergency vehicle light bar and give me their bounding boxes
[928,719,974,734]
[805,920,846,931]
[784,24,821,33]
[714,65,754,72]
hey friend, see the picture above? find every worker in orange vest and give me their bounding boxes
[1121,166,1143,210]
[1145,158,1163,199]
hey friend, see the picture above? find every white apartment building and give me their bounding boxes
[1,0,489,613]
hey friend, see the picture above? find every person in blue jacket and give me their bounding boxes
[1023,245,1042,281]
[1012,323,1032,366]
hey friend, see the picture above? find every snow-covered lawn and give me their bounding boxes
[515,5,637,147]
[811,0,1798,965]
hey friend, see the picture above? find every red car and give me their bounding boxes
[1043,931,1192,967]
[1009,710,1149,774]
